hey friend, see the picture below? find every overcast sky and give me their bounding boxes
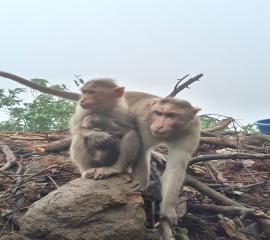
[0,0,269,124]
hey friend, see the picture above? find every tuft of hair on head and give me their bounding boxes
[86,78,118,88]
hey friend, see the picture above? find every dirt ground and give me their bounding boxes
[0,132,269,240]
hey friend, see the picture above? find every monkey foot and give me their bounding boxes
[131,182,145,193]
[82,169,96,179]
[160,207,178,226]
[94,167,120,180]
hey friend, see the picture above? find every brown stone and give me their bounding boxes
[20,175,146,240]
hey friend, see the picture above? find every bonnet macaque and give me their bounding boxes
[1,71,201,225]
[70,79,140,179]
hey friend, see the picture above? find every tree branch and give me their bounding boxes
[167,74,203,97]
[189,153,270,165]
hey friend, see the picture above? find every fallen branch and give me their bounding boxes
[0,143,17,171]
[189,153,270,165]
[185,175,244,207]
[167,74,203,97]
[36,138,71,153]
[200,136,265,152]
[193,204,269,219]
[203,117,234,133]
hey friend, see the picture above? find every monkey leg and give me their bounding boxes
[132,149,151,191]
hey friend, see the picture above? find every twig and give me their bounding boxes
[167,74,203,97]
[0,169,15,180]
[0,143,17,171]
[48,175,59,189]
[241,161,258,183]
[0,214,13,237]
[207,162,227,183]
[192,204,269,219]
[204,162,218,182]
[200,136,265,152]
[185,175,244,207]
[203,117,234,133]
[192,204,270,219]
[189,153,270,165]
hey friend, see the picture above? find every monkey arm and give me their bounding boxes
[160,149,190,224]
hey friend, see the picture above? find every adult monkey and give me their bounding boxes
[0,71,202,224]
[71,79,140,179]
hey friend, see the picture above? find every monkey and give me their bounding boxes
[128,96,201,224]
[0,71,201,225]
[70,79,140,180]
[80,113,133,169]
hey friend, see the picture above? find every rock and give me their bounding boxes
[20,175,146,240]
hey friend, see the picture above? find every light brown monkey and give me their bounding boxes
[1,71,201,224]
[127,95,201,224]
[70,79,140,179]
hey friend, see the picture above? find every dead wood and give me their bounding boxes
[200,136,265,152]
[193,204,269,219]
[0,131,69,141]
[203,117,234,133]
[189,153,270,165]
[0,142,22,174]
[35,138,71,153]
[167,74,203,97]
[185,175,244,207]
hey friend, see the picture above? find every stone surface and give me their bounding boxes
[20,175,146,240]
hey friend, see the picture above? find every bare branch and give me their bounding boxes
[203,117,234,133]
[167,74,204,97]
[189,153,270,165]
[185,175,244,207]
[0,71,80,101]
[0,143,17,171]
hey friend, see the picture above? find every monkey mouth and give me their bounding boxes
[151,130,170,137]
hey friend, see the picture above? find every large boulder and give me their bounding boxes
[20,175,146,240]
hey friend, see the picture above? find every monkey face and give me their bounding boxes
[149,99,201,137]
[79,82,125,111]
[150,110,177,137]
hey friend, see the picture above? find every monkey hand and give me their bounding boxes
[93,132,116,148]
[82,168,96,179]
[160,206,178,226]
[94,167,121,180]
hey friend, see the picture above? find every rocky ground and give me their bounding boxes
[0,129,269,240]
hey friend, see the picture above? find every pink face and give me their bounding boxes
[79,84,124,110]
[149,100,199,137]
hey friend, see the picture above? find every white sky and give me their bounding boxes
[0,0,270,124]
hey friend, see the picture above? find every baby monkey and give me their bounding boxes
[81,113,132,169]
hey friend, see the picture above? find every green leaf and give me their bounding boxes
[1,209,13,218]
[175,227,189,240]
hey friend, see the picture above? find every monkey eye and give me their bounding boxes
[164,112,176,118]
[82,90,96,95]
[153,110,163,116]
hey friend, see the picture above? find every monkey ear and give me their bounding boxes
[192,107,201,116]
[114,87,125,98]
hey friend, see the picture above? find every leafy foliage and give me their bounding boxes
[0,79,76,131]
